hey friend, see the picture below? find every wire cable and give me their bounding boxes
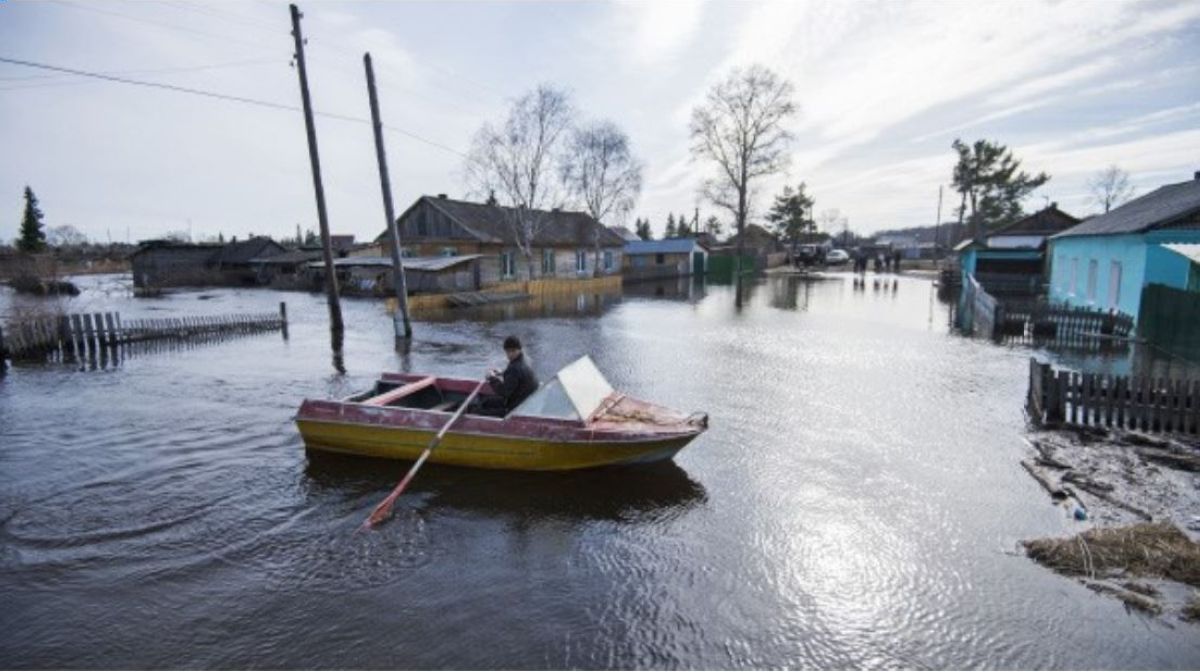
[0,55,469,158]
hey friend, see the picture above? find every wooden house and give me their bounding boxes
[956,204,1079,295]
[376,195,625,286]
[131,237,285,288]
[622,238,707,281]
[131,241,222,288]
[1048,173,1200,324]
[306,254,483,296]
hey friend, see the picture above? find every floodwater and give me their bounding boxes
[1,272,1197,669]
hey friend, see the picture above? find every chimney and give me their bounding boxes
[1194,171,1200,181]
[437,193,447,199]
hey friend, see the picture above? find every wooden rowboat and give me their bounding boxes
[295,356,707,471]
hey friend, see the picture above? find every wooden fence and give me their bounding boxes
[960,274,998,338]
[1027,358,1199,435]
[960,274,1133,349]
[996,302,1134,348]
[0,303,286,372]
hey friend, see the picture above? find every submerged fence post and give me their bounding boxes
[0,325,7,376]
[280,301,289,340]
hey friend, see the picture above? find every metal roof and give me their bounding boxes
[1162,243,1200,265]
[624,238,702,255]
[306,254,480,271]
[1053,177,1200,238]
[403,254,482,271]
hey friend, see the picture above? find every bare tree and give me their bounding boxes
[1088,165,1135,214]
[690,64,796,270]
[46,224,87,248]
[465,85,574,279]
[562,120,644,276]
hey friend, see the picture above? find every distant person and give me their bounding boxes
[874,254,884,273]
[893,249,902,273]
[477,335,539,417]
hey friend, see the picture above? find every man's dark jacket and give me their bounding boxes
[489,354,539,411]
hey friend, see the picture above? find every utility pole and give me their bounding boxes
[934,184,943,263]
[290,3,344,353]
[364,52,412,342]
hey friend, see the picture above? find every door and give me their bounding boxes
[692,251,705,275]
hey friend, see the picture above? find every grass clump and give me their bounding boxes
[1023,522,1200,587]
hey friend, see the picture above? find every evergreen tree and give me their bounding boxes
[665,213,677,238]
[635,218,652,240]
[765,182,815,246]
[677,213,693,237]
[951,138,1049,239]
[304,229,318,245]
[18,186,47,253]
[218,232,225,244]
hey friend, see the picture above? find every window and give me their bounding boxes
[500,251,516,279]
[603,250,614,271]
[655,253,665,265]
[1086,259,1098,303]
[541,249,556,275]
[575,250,587,273]
[440,247,457,257]
[399,246,415,258]
[1070,257,1079,296]
[1108,261,1122,309]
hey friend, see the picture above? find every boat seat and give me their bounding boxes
[362,376,437,406]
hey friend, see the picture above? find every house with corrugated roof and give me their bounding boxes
[622,238,707,281]
[955,204,1080,295]
[376,195,624,286]
[1047,172,1200,323]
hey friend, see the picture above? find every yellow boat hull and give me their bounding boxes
[296,418,696,471]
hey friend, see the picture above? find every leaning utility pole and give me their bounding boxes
[933,184,943,263]
[290,3,344,352]
[363,52,412,341]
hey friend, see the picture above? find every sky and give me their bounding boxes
[1,0,1198,244]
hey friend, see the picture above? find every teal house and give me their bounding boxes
[1047,173,1200,324]
[955,204,1079,295]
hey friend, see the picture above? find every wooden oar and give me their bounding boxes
[361,378,488,529]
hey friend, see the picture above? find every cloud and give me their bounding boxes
[616,0,705,66]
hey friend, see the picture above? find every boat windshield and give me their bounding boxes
[510,355,614,421]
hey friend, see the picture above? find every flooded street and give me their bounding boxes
[1,273,1197,669]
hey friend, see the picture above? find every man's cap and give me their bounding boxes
[503,335,522,350]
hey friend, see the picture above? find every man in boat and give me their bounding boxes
[476,335,539,417]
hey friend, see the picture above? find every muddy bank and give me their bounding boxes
[1022,428,1200,534]
[1021,428,1200,622]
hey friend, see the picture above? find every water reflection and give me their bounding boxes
[415,285,624,322]
[623,276,708,303]
[304,453,706,524]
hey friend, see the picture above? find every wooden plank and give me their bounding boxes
[92,312,106,347]
[1130,376,1141,431]
[1192,381,1200,434]
[104,314,117,350]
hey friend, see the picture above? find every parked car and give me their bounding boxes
[826,249,850,265]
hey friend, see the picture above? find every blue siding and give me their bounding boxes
[1047,229,1200,322]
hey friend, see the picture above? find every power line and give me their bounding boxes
[0,57,280,90]
[0,55,469,159]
